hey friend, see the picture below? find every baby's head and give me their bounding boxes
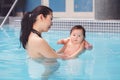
[70,25,86,38]
[69,25,86,44]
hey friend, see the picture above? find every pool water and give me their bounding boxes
[0,26,120,80]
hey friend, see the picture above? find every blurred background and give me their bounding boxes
[0,0,120,19]
[0,0,94,18]
[0,0,120,29]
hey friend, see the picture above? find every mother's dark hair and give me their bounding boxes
[20,5,53,49]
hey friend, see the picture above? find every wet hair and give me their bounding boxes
[20,5,53,49]
[70,25,86,38]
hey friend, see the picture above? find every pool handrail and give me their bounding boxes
[0,0,18,29]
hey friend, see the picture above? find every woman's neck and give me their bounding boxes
[31,29,42,37]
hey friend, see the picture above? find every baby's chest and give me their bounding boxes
[65,45,79,52]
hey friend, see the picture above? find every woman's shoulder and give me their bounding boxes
[29,34,46,46]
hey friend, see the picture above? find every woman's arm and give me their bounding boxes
[56,45,66,54]
[35,38,61,59]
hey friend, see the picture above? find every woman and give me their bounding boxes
[20,5,61,80]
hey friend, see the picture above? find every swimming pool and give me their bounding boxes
[0,25,120,80]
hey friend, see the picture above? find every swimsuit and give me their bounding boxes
[31,29,41,37]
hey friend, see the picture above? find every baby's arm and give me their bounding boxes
[84,40,93,50]
[57,38,69,54]
[57,38,69,44]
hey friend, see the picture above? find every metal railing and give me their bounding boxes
[0,0,18,29]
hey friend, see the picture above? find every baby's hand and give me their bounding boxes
[85,44,93,50]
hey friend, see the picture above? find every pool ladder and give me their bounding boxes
[0,0,18,29]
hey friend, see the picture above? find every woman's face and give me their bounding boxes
[42,13,53,32]
[70,29,84,44]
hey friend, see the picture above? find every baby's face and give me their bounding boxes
[70,29,84,44]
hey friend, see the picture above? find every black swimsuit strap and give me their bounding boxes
[31,29,41,37]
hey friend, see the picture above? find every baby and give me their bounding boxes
[57,25,92,60]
